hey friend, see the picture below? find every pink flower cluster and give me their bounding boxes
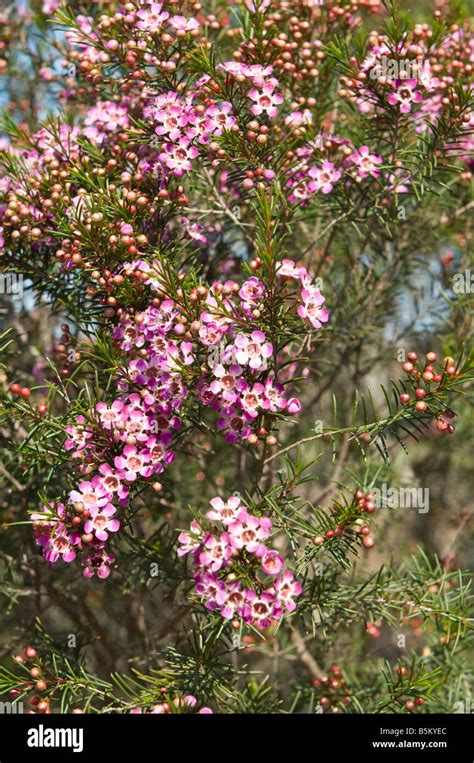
[197,326,294,443]
[124,257,326,443]
[355,37,446,122]
[178,494,301,628]
[83,101,130,145]
[33,503,81,565]
[33,258,327,576]
[32,501,117,579]
[285,138,386,204]
[276,258,329,330]
[217,61,284,118]
[35,297,191,575]
[144,90,236,177]
[194,263,327,441]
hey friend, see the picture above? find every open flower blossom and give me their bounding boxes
[387,79,423,113]
[31,256,327,574]
[350,146,383,178]
[136,2,169,32]
[84,505,120,542]
[36,526,81,565]
[248,83,284,117]
[169,15,199,33]
[178,495,301,626]
[308,162,342,194]
[297,286,330,329]
[207,495,242,524]
[231,331,273,370]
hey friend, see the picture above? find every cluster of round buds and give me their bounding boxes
[311,664,351,713]
[11,647,50,714]
[311,525,348,545]
[312,490,377,549]
[398,352,459,431]
[395,666,426,711]
[358,523,374,549]
[435,408,457,433]
[9,383,32,399]
[366,619,382,638]
[354,489,377,514]
[55,239,83,269]
[247,426,278,447]
[405,697,425,711]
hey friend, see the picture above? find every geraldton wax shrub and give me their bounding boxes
[0,0,472,715]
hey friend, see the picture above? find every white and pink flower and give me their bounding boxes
[350,145,383,178]
[248,83,284,118]
[308,162,342,194]
[84,505,120,542]
[387,79,423,113]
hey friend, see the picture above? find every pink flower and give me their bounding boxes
[83,101,129,143]
[195,572,228,609]
[97,465,129,501]
[207,495,242,525]
[387,79,423,114]
[232,331,273,370]
[261,550,284,576]
[286,397,302,415]
[69,481,110,513]
[147,92,194,141]
[82,546,116,579]
[243,590,280,628]
[227,510,271,553]
[209,364,243,404]
[244,64,275,87]
[169,15,199,33]
[203,102,235,136]
[248,83,284,118]
[159,139,199,177]
[216,407,252,443]
[308,162,342,194]
[276,258,308,281]
[42,0,60,13]
[262,379,287,412]
[178,520,203,556]
[114,445,153,481]
[238,276,265,304]
[297,287,329,329]
[240,384,264,416]
[285,109,312,127]
[64,417,93,455]
[350,146,383,178]
[84,505,120,542]
[273,571,302,612]
[221,582,246,619]
[37,526,81,564]
[245,0,271,10]
[199,322,224,346]
[199,533,233,572]
[218,62,274,88]
[178,494,301,626]
[136,3,169,32]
